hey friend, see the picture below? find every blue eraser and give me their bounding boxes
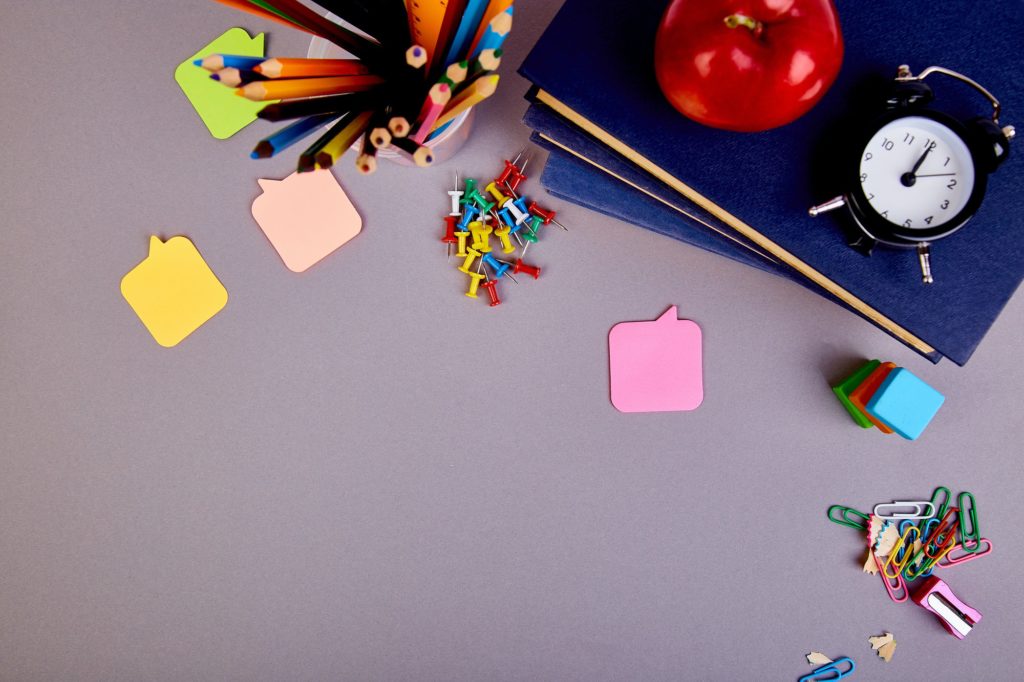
[865,368,945,440]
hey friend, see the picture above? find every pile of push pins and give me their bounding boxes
[442,150,566,305]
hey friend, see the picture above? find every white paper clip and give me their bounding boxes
[873,500,936,519]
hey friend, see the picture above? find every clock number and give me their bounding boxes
[903,133,915,145]
[903,219,913,228]
[925,216,934,224]
[941,200,950,210]
[860,172,867,183]
[880,210,889,218]
[863,152,873,162]
[944,156,951,167]
[867,193,875,201]
[923,139,936,152]
[881,137,894,151]
[947,178,958,190]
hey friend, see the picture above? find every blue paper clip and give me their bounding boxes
[798,656,855,682]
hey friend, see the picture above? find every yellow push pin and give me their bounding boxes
[469,221,493,253]
[494,225,515,254]
[465,271,485,298]
[458,247,481,275]
[485,181,510,205]
[455,230,470,258]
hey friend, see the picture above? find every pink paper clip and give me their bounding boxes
[874,552,908,603]
[935,538,993,569]
[912,576,982,639]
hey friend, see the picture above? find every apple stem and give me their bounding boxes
[723,13,764,38]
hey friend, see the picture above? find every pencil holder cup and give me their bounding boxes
[308,25,475,166]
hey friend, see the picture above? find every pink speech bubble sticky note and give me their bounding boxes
[251,170,362,273]
[608,305,703,413]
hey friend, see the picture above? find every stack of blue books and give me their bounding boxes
[518,0,1023,365]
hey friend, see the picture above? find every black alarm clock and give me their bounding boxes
[809,65,1014,284]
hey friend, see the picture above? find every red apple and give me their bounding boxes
[654,0,844,132]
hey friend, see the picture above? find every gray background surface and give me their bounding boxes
[1,2,1022,680]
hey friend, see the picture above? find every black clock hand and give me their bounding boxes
[900,144,935,187]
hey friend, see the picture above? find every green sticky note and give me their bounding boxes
[174,28,274,139]
[832,359,880,428]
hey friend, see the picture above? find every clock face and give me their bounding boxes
[858,116,976,231]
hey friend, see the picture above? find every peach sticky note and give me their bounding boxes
[608,305,703,413]
[120,236,228,347]
[174,28,270,139]
[251,170,362,272]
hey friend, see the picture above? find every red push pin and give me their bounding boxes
[527,201,567,231]
[496,159,517,186]
[513,258,541,280]
[481,276,501,307]
[442,216,458,260]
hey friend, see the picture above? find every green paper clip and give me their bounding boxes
[827,504,870,530]
[928,486,952,528]
[958,491,981,553]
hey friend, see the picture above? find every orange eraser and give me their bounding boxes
[849,362,897,433]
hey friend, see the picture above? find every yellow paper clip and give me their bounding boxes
[883,525,920,580]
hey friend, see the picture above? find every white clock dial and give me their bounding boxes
[859,116,975,229]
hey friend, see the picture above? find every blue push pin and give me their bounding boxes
[499,206,519,233]
[457,203,481,230]
[482,252,510,279]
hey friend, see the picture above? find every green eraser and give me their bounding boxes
[832,359,881,428]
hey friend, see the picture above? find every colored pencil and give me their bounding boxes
[369,122,392,149]
[254,57,370,79]
[251,113,339,159]
[410,83,451,144]
[460,48,501,90]
[406,0,449,72]
[470,5,512,61]
[439,60,469,88]
[306,0,385,44]
[211,68,267,87]
[388,45,429,138]
[391,136,435,167]
[254,0,384,68]
[210,0,314,35]
[443,0,489,67]
[432,73,498,131]
[315,110,374,169]
[356,129,379,175]
[196,54,266,71]
[467,0,513,58]
[296,110,358,172]
[257,91,382,121]
[236,74,384,101]
[429,0,468,80]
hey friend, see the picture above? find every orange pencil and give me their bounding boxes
[432,74,498,131]
[236,74,384,101]
[253,58,371,79]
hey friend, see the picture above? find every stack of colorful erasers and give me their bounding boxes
[441,151,565,306]
[831,360,944,440]
[827,487,991,639]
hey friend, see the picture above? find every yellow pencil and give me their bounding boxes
[253,58,371,79]
[315,110,374,169]
[236,75,384,101]
[432,74,499,131]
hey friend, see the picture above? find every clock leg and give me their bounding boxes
[917,242,934,284]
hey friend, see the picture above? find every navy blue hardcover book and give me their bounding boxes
[539,148,943,361]
[524,100,945,361]
[519,0,1023,365]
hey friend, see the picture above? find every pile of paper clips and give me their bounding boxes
[828,486,991,639]
[440,150,565,306]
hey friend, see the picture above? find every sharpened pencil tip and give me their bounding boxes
[210,73,221,81]
[192,59,202,66]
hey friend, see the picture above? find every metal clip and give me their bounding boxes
[827,505,870,531]
[873,500,936,519]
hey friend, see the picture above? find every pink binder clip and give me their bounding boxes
[912,576,982,639]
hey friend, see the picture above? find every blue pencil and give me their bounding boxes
[443,0,490,66]
[251,113,339,159]
[194,54,266,72]
[470,6,513,61]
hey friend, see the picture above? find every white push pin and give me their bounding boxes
[448,171,463,217]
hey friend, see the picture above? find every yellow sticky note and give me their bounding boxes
[121,236,228,347]
[174,28,272,139]
[251,171,363,272]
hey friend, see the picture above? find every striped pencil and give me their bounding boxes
[251,113,339,159]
